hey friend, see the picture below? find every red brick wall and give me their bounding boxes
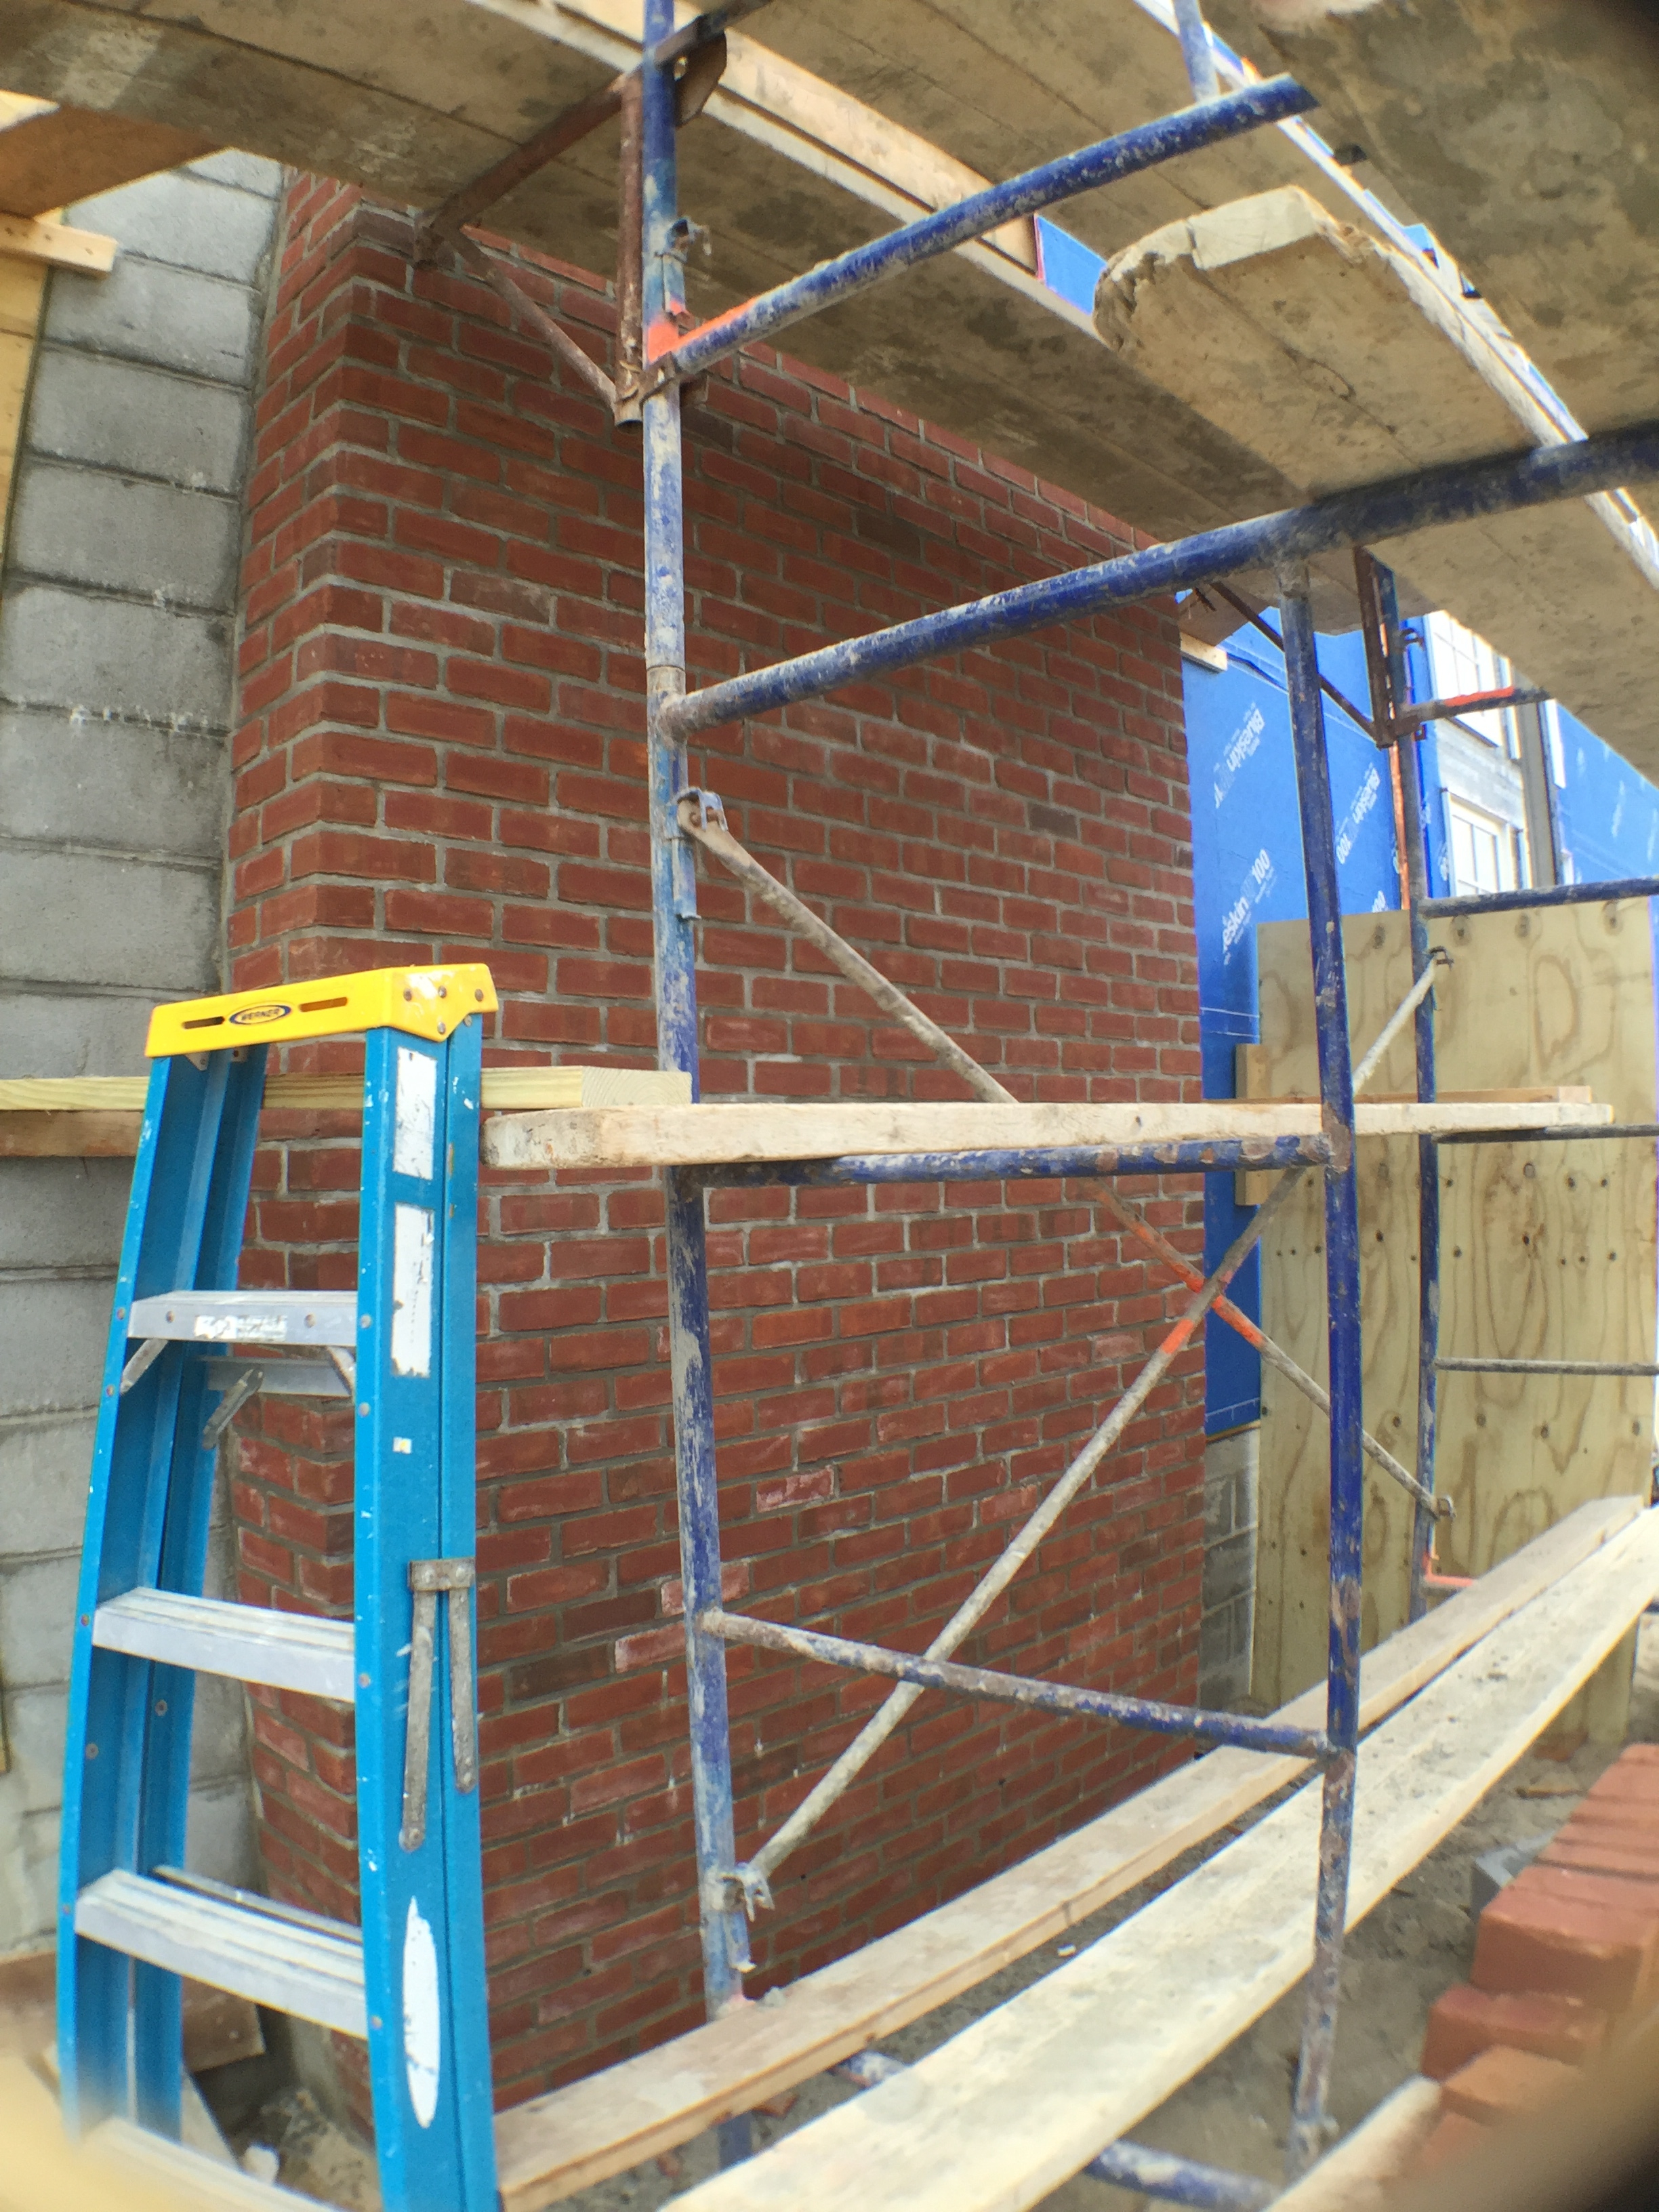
[228,171,1206,2110]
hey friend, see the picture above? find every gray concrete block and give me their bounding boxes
[186,1775,258,1889]
[0,846,218,994]
[0,1553,79,1688]
[184,151,283,199]
[0,582,234,728]
[0,1412,96,1559]
[0,988,154,1075]
[0,1159,130,1271]
[0,711,228,860]
[0,1803,59,1953]
[0,1684,67,1816]
[26,351,249,493]
[191,1671,252,1786]
[9,464,241,611]
[66,169,276,287]
[0,1272,114,1418]
[1202,1526,1256,1611]
[43,255,260,386]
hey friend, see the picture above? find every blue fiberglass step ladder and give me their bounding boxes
[58,964,500,2212]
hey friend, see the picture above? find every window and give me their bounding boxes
[1447,794,1528,896]
[1425,609,1518,755]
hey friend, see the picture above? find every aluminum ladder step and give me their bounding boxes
[88,2117,321,2208]
[127,1290,358,1348]
[92,1589,356,1702]
[75,1871,366,2037]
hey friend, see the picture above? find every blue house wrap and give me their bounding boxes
[1033,211,1659,1434]
[1185,630,1659,1435]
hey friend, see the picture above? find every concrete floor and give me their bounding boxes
[231,1620,1659,2209]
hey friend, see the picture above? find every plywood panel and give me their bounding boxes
[1253,901,1657,1708]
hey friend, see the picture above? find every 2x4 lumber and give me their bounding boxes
[1095,184,1659,779]
[667,1504,1659,2212]
[0,209,114,271]
[0,100,220,216]
[489,1496,1639,2211]
[0,1068,693,1158]
[0,1067,691,1113]
[480,1097,1613,1173]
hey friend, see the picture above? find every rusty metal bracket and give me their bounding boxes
[400,1556,479,1853]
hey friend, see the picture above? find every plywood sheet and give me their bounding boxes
[1252,900,1658,1707]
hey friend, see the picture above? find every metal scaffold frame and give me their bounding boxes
[538,1,1659,2196]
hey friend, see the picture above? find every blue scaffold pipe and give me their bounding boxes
[660,422,1659,743]
[642,0,752,2169]
[1172,0,1223,102]
[1423,874,1659,918]
[832,2053,1275,2210]
[699,1608,1328,1759]
[689,1133,1332,1191]
[1280,563,1364,2182]
[1380,560,1442,1631]
[649,77,1315,388]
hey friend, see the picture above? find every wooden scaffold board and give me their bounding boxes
[489,1496,1640,2211]
[658,1504,1659,2212]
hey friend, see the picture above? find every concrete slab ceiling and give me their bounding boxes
[1204,0,1659,441]
[0,0,1415,621]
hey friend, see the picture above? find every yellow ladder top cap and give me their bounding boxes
[145,964,499,1056]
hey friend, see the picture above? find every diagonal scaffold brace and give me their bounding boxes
[676,786,1448,1521]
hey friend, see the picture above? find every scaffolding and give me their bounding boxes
[512,1,1659,2199]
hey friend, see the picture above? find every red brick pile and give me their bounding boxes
[1415,1743,1659,2169]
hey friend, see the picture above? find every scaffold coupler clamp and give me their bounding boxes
[676,787,728,835]
[706,1863,775,1973]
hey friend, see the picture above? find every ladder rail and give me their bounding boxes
[59,1045,270,2138]
[60,976,499,2211]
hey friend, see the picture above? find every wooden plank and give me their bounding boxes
[665,1505,1659,2212]
[1095,181,1659,780]
[0,1066,692,1113]
[480,1097,1610,1172]
[489,1496,1636,2211]
[1273,2077,1440,2211]
[0,103,221,216]
[0,2053,182,2212]
[0,211,115,271]
[0,1111,144,1157]
[1254,901,1658,1714]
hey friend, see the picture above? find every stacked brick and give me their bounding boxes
[1416,1744,1659,2167]
[226,173,1208,2108]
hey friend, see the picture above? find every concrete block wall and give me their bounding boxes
[0,152,280,1953]
[1200,1423,1258,1708]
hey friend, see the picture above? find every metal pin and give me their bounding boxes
[201,1367,263,1448]
[119,1337,168,1394]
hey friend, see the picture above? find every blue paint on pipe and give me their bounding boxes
[1185,625,1398,1433]
[655,78,1317,385]
[1279,571,1365,2177]
[663,422,1659,743]
[701,1609,1328,1758]
[642,0,750,2165]
[690,1134,1332,1192]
